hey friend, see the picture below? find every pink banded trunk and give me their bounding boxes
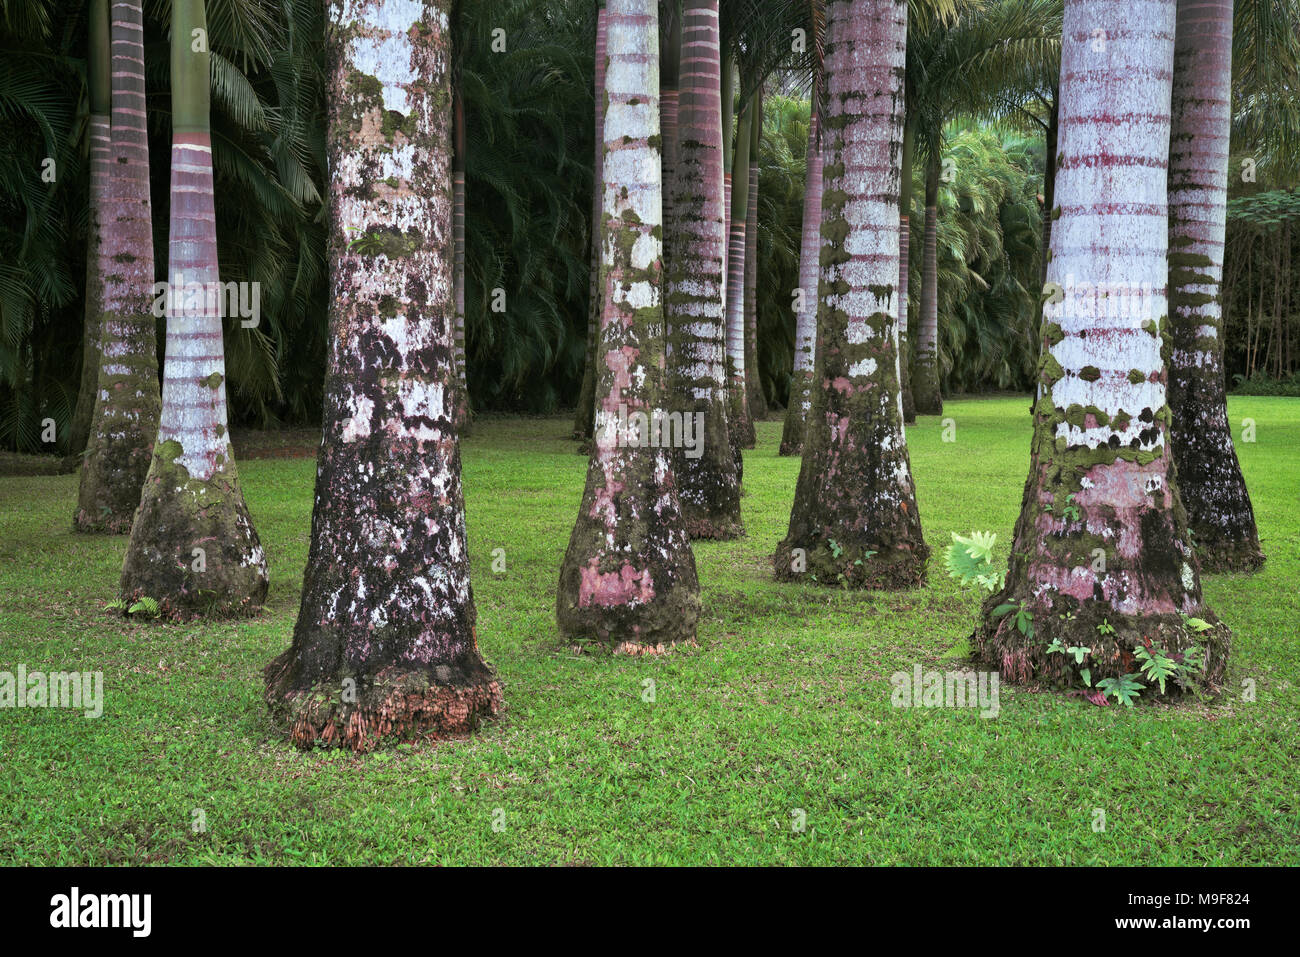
[774,0,928,589]
[557,0,700,647]
[1167,0,1262,570]
[976,0,1228,695]
[779,99,822,456]
[159,131,227,480]
[743,151,764,422]
[75,0,161,533]
[70,113,113,455]
[664,0,740,538]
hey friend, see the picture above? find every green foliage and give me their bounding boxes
[943,530,1005,593]
[126,596,160,618]
[1095,673,1144,708]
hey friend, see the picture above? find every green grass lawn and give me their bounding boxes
[2,396,1297,865]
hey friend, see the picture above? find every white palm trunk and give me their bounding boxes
[976,0,1228,695]
[557,0,701,648]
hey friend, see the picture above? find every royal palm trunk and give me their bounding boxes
[912,150,942,415]
[74,0,160,533]
[119,0,268,617]
[725,94,755,450]
[573,5,608,442]
[265,0,501,750]
[779,91,822,456]
[665,0,741,538]
[898,118,916,422]
[773,0,929,589]
[743,88,765,423]
[975,0,1228,695]
[451,77,471,434]
[1167,0,1263,572]
[68,0,111,460]
[557,0,701,648]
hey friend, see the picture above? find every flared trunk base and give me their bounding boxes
[974,598,1229,699]
[119,441,268,618]
[264,653,502,752]
[772,537,929,590]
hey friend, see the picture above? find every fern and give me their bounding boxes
[1096,673,1144,707]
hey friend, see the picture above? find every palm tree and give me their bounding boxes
[773,0,930,589]
[557,0,702,649]
[74,0,160,533]
[573,3,607,442]
[743,85,767,421]
[1167,0,1265,572]
[725,88,757,449]
[67,0,111,459]
[118,0,268,617]
[451,6,472,434]
[905,0,1061,415]
[666,0,743,538]
[779,79,822,455]
[265,0,501,750]
[973,0,1228,696]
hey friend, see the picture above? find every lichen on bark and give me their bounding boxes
[557,0,701,647]
[1165,0,1263,573]
[773,0,929,590]
[973,0,1229,698]
[664,0,742,540]
[264,0,500,749]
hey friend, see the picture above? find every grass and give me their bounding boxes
[1,396,1297,865]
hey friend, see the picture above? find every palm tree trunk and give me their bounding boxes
[557,0,701,650]
[68,0,111,462]
[779,89,821,455]
[898,117,916,422]
[975,0,1228,696]
[74,0,160,533]
[451,77,472,435]
[119,0,268,617]
[574,5,608,442]
[1040,86,1058,293]
[725,92,755,450]
[773,0,928,589]
[743,88,766,424]
[912,150,943,414]
[661,4,680,281]
[264,0,501,750]
[666,0,741,538]
[1167,0,1263,572]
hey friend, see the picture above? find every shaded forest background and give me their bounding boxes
[2,0,1297,453]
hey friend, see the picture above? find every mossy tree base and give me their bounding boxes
[974,599,1229,699]
[120,439,268,618]
[772,537,928,590]
[264,657,502,752]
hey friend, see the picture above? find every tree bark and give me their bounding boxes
[912,150,943,415]
[265,0,501,750]
[573,5,608,442]
[1167,0,1263,572]
[773,0,929,589]
[665,0,742,538]
[725,93,755,450]
[74,0,160,533]
[557,0,701,649]
[779,90,821,456]
[68,0,111,462]
[451,76,472,435]
[119,0,268,617]
[743,88,766,424]
[975,0,1229,697]
[898,117,916,423]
